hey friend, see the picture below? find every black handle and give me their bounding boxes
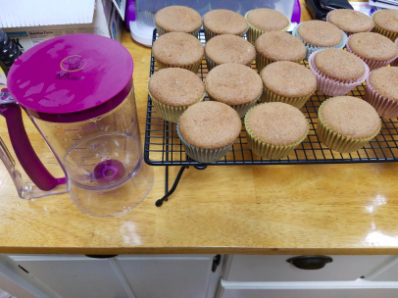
[287,256,333,270]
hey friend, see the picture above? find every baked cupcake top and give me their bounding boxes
[246,102,308,146]
[155,6,202,33]
[203,9,248,35]
[369,67,398,102]
[256,31,306,62]
[148,68,205,106]
[348,32,397,61]
[205,63,263,105]
[327,9,373,34]
[320,96,380,139]
[179,101,241,149]
[205,34,255,65]
[373,9,398,34]
[298,20,343,47]
[261,61,317,98]
[314,49,365,81]
[153,32,204,66]
[246,8,290,31]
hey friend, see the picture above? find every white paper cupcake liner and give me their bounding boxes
[177,122,234,163]
[364,77,398,118]
[292,23,347,60]
[345,34,398,71]
[308,50,369,96]
[208,92,261,118]
[326,11,374,37]
[203,23,249,42]
[156,26,201,38]
[205,52,253,71]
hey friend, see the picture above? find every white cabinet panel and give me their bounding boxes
[10,255,129,298]
[218,280,398,298]
[219,288,398,298]
[117,255,214,298]
[224,255,390,281]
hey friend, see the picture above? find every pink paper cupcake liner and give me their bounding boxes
[391,38,398,67]
[308,50,369,96]
[346,35,398,71]
[326,12,374,37]
[364,77,398,118]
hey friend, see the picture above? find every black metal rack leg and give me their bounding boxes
[155,164,208,207]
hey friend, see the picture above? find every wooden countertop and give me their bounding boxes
[1,2,398,255]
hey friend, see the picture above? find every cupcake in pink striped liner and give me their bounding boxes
[364,67,398,118]
[346,32,398,71]
[326,9,374,36]
[308,49,369,96]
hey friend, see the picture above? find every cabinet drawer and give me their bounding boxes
[224,255,390,282]
[218,280,398,298]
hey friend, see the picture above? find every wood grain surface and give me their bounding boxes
[1,2,398,255]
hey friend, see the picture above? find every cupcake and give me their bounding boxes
[204,34,255,70]
[205,63,263,118]
[309,49,368,96]
[372,9,398,41]
[327,9,374,36]
[255,31,306,73]
[260,61,317,108]
[152,32,204,73]
[155,6,202,36]
[148,68,205,122]
[244,102,309,159]
[177,101,241,163]
[203,9,248,41]
[365,66,398,118]
[346,32,398,71]
[245,8,290,45]
[292,20,347,60]
[317,96,381,153]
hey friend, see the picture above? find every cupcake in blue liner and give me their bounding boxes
[292,20,347,60]
[177,101,241,163]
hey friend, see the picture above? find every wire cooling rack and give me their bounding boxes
[144,30,398,166]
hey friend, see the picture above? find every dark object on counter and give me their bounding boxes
[320,0,353,10]
[0,29,22,70]
[305,0,353,20]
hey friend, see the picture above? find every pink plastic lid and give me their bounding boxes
[7,34,133,120]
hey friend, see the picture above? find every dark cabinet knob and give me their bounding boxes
[287,256,333,270]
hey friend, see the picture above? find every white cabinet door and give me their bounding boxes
[10,255,131,298]
[218,280,398,298]
[224,255,391,282]
[116,255,215,298]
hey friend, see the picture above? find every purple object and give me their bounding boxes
[0,103,66,191]
[93,159,126,184]
[7,34,133,117]
[3,34,134,191]
[126,0,136,30]
[291,0,301,24]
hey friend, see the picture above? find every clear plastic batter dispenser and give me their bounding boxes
[1,34,153,216]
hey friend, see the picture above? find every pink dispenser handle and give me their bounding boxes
[0,103,66,191]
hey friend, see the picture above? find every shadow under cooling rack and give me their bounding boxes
[144,30,398,166]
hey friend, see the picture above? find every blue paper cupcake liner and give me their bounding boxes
[292,23,347,60]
